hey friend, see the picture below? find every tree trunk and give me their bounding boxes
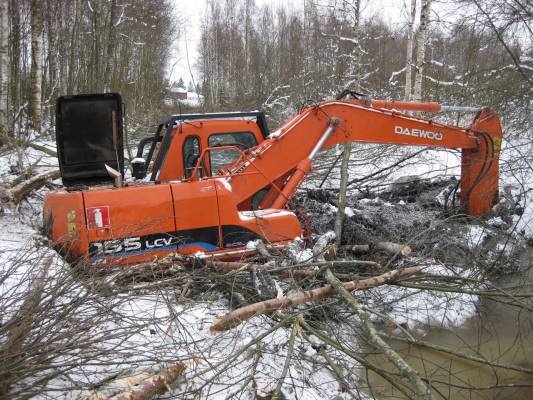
[8,0,20,136]
[334,144,351,246]
[91,2,99,92]
[210,267,421,332]
[8,169,60,204]
[29,0,44,133]
[103,0,117,92]
[0,0,9,135]
[334,0,360,246]
[404,0,417,101]
[67,0,80,94]
[413,0,431,102]
[44,0,57,126]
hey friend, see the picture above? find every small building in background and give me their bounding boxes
[166,84,188,103]
[164,82,203,109]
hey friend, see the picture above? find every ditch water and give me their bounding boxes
[363,247,533,400]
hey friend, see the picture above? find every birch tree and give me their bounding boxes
[334,0,361,246]
[404,0,417,101]
[29,0,44,133]
[0,0,9,135]
[8,0,20,135]
[413,0,431,102]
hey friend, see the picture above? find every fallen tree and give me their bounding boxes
[7,169,60,203]
[209,266,421,332]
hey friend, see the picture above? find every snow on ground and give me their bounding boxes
[0,125,530,397]
[362,262,479,330]
[0,205,356,399]
[0,139,57,177]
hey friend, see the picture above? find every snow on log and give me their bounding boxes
[209,266,421,332]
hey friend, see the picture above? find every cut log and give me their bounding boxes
[375,241,412,257]
[340,241,411,257]
[209,266,421,332]
[7,169,60,203]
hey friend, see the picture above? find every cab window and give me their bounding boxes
[183,136,200,178]
[208,132,257,174]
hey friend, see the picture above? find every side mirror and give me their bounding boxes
[131,157,147,179]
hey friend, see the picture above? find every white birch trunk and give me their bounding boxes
[404,0,417,101]
[30,0,43,133]
[0,0,9,134]
[413,0,431,102]
[335,0,360,246]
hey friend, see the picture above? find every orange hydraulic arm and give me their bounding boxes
[217,99,502,216]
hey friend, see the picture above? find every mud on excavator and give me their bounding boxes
[44,93,503,266]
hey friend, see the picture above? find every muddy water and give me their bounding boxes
[363,249,533,400]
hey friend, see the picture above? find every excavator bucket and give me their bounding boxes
[460,108,503,216]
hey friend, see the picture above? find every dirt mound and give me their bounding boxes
[295,179,528,274]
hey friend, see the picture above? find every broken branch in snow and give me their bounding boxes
[206,260,318,279]
[209,266,421,332]
[381,333,533,375]
[7,169,60,203]
[0,257,53,398]
[9,157,42,186]
[340,241,412,257]
[0,134,57,157]
[82,362,185,400]
[271,321,297,399]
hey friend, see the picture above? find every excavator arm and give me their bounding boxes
[204,99,502,216]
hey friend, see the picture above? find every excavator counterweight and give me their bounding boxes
[44,93,503,266]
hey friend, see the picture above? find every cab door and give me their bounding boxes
[170,180,221,254]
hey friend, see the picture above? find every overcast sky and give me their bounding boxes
[168,0,416,87]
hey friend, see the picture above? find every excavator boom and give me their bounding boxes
[197,99,501,215]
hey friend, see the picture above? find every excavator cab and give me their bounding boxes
[56,92,269,184]
[131,112,269,182]
[47,94,296,266]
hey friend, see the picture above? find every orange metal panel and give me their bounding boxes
[158,120,265,182]
[83,184,176,265]
[171,180,221,254]
[214,180,301,246]
[43,189,88,262]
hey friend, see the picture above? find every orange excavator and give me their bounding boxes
[44,92,503,266]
